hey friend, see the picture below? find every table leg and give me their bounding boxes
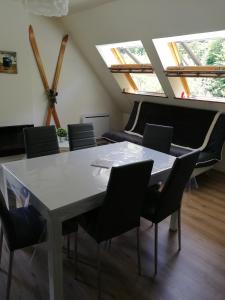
[2,170,8,205]
[170,211,178,231]
[2,172,19,209]
[47,216,63,300]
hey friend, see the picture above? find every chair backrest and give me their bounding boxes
[142,123,173,154]
[68,123,96,151]
[96,160,154,242]
[154,150,200,222]
[23,125,59,159]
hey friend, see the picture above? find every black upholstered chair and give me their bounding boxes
[76,160,154,299]
[142,123,173,154]
[23,125,77,256]
[23,125,59,159]
[0,189,46,300]
[68,123,96,151]
[141,150,200,275]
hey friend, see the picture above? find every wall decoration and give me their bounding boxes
[0,51,17,74]
[29,25,69,128]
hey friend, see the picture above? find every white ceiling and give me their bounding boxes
[69,0,116,13]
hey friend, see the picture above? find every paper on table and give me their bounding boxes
[91,159,114,169]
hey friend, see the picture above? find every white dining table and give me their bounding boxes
[2,141,176,300]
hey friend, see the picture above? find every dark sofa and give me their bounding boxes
[103,101,225,172]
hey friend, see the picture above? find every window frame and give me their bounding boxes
[96,41,166,96]
[153,31,225,102]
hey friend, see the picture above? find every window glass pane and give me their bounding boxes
[130,74,164,94]
[117,46,151,64]
[176,38,225,99]
[176,39,225,66]
[187,77,225,99]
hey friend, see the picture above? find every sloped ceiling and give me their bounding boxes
[69,0,116,13]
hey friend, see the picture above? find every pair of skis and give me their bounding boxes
[29,25,69,128]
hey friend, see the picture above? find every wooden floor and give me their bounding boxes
[0,170,225,300]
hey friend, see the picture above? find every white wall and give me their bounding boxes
[63,0,225,172]
[0,1,121,130]
[0,1,33,126]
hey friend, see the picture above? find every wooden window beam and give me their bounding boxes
[165,66,225,78]
[109,64,154,73]
[168,42,191,97]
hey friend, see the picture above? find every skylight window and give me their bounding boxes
[154,31,225,102]
[96,41,165,96]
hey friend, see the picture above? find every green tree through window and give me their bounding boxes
[176,38,225,98]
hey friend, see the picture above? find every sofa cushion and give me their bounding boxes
[170,145,218,168]
[196,152,219,168]
[103,130,142,144]
[170,144,191,157]
[133,102,173,135]
[131,101,218,149]
[171,106,217,148]
[203,114,225,160]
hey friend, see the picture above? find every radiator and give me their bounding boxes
[81,113,110,138]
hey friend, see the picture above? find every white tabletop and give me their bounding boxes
[2,142,175,213]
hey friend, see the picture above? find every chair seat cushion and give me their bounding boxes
[7,206,77,251]
[62,217,78,236]
[8,205,46,251]
[103,131,142,144]
[78,208,100,241]
[141,188,161,222]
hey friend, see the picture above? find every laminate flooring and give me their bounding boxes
[0,170,224,300]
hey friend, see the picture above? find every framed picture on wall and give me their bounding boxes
[0,51,17,74]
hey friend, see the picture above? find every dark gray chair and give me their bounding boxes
[23,125,59,159]
[68,123,96,151]
[0,189,46,300]
[23,125,77,256]
[76,160,154,299]
[142,123,173,154]
[141,150,200,275]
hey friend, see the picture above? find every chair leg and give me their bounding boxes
[97,244,102,300]
[104,241,108,249]
[136,227,141,275]
[154,224,158,276]
[74,231,78,279]
[6,251,14,300]
[108,239,112,250]
[0,226,3,265]
[67,234,71,259]
[191,177,198,189]
[178,209,181,251]
[29,227,47,265]
[104,240,111,250]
